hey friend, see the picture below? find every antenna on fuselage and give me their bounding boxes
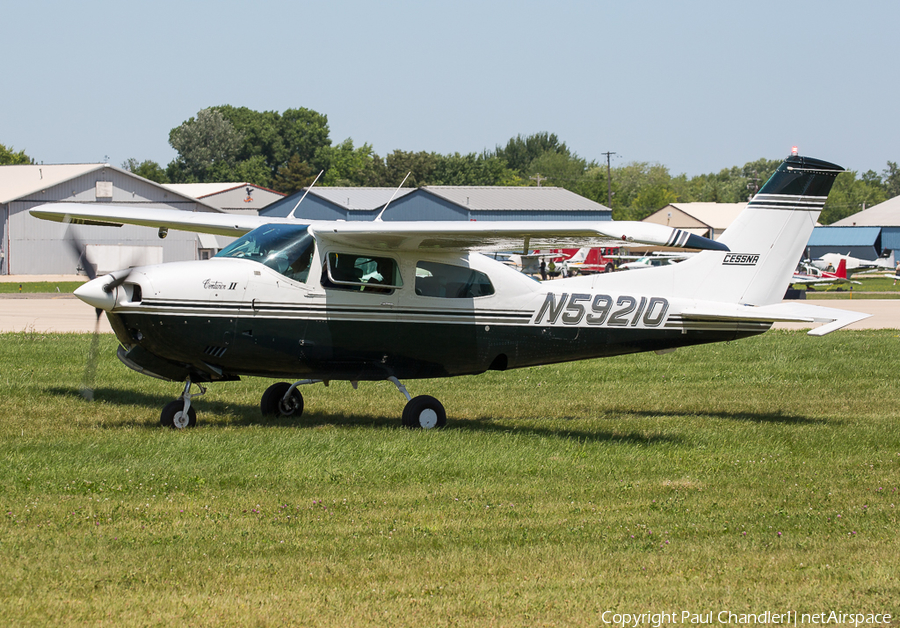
[287,170,324,219]
[374,171,411,222]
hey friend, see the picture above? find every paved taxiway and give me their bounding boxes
[0,293,896,333]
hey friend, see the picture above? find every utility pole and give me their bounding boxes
[601,151,616,208]
[530,173,548,187]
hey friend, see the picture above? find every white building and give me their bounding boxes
[642,202,747,240]
[163,182,284,215]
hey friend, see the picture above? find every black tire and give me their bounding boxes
[605,263,614,273]
[401,395,447,429]
[260,382,304,418]
[160,398,197,429]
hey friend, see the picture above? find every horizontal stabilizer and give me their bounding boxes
[681,302,871,336]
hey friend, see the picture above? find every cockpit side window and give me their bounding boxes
[216,224,315,283]
[415,261,494,298]
[321,252,402,293]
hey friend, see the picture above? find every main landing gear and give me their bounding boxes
[161,377,447,429]
[259,376,447,429]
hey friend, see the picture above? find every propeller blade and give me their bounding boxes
[64,226,97,281]
[81,307,102,401]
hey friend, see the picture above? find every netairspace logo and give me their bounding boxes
[599,610,892,627]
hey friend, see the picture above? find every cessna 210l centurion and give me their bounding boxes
[31,154,868,430]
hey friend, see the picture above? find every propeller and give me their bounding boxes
[64,225,132,401]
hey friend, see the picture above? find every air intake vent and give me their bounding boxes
[203,346,228,358]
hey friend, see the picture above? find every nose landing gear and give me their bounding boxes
[160,379,206,429]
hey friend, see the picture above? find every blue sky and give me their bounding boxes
[3,0,897,177]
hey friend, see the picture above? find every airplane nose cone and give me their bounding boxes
[74,276,117,311]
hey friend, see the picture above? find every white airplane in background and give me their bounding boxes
[30,154,868,430]
[810,253,893,274]
[618,254,687,271]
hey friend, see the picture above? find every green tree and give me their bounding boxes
[525,151,587,189]
[493,132,569,173]
[367,150,439,188]
[0,143,32,165]
[609,162,676,220]
[214,105,331,186]
[232,155,273,188]
[122,158,169,184]
[883,161,900,199]
[168,108,243,182]
[820,171,887,224]
[429,152,515,186]
[273,154,317,195]
[315,138,376,186]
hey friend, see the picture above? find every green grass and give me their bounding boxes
[0,282,85,294]
[1,330,899,626]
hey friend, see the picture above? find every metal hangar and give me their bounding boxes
[0,163,224,276]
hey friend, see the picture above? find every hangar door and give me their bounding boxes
[84,245,163,276]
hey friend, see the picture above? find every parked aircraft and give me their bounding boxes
[31,154,868,429]
[618,254,685,271]
[791,258,862,287]
[810,253,893,274]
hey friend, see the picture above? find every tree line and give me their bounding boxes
[4,105,899,225]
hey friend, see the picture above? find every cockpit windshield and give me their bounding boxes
[215,224,315,283]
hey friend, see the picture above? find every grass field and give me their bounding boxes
[1,330,898,626]
[0,282,85,294]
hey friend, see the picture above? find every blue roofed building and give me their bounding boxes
[811,195,900,263]
[261,186,612,222]
[806,226,883,260]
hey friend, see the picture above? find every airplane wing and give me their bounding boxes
[29,203,272,236]
[30,202,730,252]
[307,220,729,252]
[790,275,861,286]
[681,302,871,336]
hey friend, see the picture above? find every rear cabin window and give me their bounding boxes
[415,261,495,298]
[321,252,402,293]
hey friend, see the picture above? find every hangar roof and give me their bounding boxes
[423,186,610,212]
[303,187,416,211]
[0,164,104,204]
[163,182,284,200]
[0,163,220,211]
[263,185,611,219]
[832,195,900,227]
[808,226,881,246]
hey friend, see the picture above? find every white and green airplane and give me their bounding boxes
[31,154,867,429]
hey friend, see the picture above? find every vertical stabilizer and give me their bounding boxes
[673,155,843,306]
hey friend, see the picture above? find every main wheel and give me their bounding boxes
[160,398,197,429]
[402,395,447,429]
[261,382,304,418]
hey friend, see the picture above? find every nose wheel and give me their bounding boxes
[160,379,204,429]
